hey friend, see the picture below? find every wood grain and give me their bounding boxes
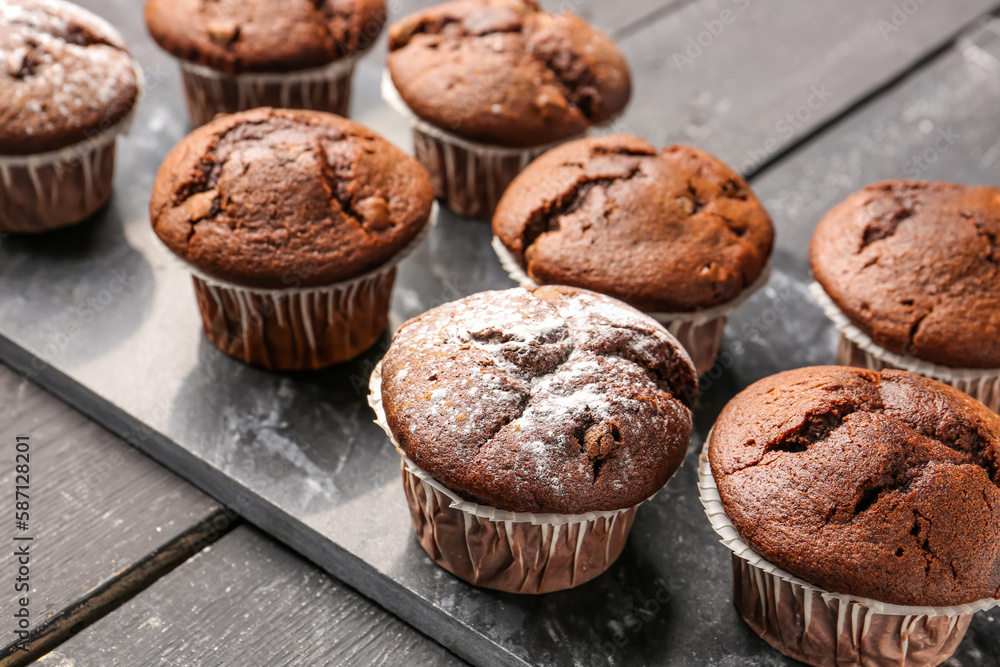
[611,0,1000,175]
[43,526,465,667]
[0,365,230,665]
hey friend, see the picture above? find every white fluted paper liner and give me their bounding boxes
[810,282,1000,399]
[368,361,652,526]
[697,436,1000,618]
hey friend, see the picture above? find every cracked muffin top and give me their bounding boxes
[709,366,1000,607]
[1,0,139,155]
[811,181,1000,368]
[150,108,434,288]
[379,285,698,514]
[386,0,631,148]
[493,135,775,312]
[144,0,386,75]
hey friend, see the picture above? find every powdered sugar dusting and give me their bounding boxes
[1,0,137,147]
[382,286,697,512]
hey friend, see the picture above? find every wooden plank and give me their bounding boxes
[0,365,231,665]
[611,0,1000,175]
[42,526,466,667]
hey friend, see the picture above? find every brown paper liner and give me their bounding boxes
[402,463,636,594]
[733,556,971,667]
[192,269,395,370]
[0,142,116,233]
[662,317,728,377]
[381,71,581,220]
[368,363,644,594]
[411,129,550,220]
[698,441,999,667]
[181,205,434,370]
[179,56,361,127]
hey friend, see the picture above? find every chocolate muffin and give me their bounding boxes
[375,285,696,591]
[1,0,140,232]
[811,181,1000,370]
[493,134,774,374]
[381,285,697,514]
[151,107,434,369]
[709,365,1000,607]
[384,0,631,219]
[145,0,386,125]
[388,0,630,148]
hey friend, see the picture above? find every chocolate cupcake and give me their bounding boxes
[383,0,631,219]
[1,0,140,233]
[150,107,434,369]
[493,134,774,376]
[144,0,385,126]
[810,180,1000,411]
[700,366,1000,667]
[369,285,697,593]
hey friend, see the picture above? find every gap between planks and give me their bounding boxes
[0,508,239,667]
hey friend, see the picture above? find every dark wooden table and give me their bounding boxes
[2,1,999,665]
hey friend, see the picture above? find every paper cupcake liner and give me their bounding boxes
[178,51,365,127]
[368,362,643,594]
[697,437,1000,667]
[381,70,584,220]
[0,65,142,233]
[493,236,772,376]
[181,205,436,370]
[811,282,1000,412]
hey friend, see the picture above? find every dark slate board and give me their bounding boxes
[2,1,999,666]
[41,526,465,667]
[0,365,229,663]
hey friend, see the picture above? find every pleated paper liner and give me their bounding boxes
[175,204,437,371]
[368,362,656,594]
[380,70,586,221]
[492,236,772,377]
[178,49,367,127]
[0,64,143,233]
[697,437,999,667]
[810,282,1000,412]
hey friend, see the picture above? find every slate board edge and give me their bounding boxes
[0,334,524,667]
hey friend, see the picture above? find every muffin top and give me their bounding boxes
[811,180,1000,368]
[493,135,775,312]
[150,108,433,288]
[380,285,697,514]
[709,366,1000,607]
[0,0,139,155]
[144,0,386,75]
[387,0,631,148]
